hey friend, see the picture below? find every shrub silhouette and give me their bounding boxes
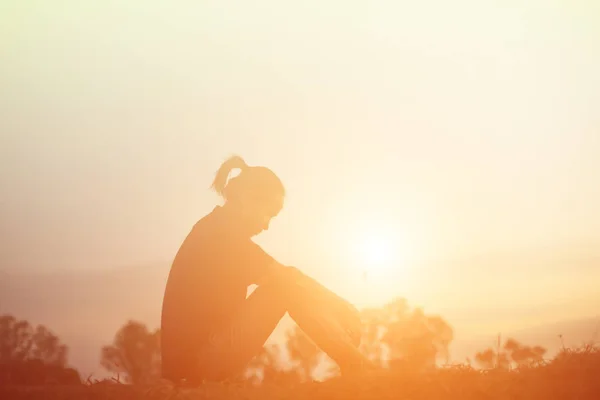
[247,297,454,383]
[474,337,547,369]
[100,320,161,384]
[358,298,453,371]
[0,314,80,385]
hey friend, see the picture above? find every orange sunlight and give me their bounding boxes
[2,1,600,397]
[354,229,408,279]
[344,215,415,293]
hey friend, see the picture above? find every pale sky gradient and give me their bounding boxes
[1,1,599,332]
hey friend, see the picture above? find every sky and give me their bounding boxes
[1,0,599,332]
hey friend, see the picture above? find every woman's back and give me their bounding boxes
[160,206,278,381]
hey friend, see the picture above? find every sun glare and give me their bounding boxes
[342,223,418,308]
[330,203,416,288]
[360,236,394,266]
[354,228,409,279]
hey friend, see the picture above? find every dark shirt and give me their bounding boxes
[160,206,275,381]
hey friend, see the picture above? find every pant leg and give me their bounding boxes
[195,281,288,382]
[284,284,370,374]
[193,269,368,383]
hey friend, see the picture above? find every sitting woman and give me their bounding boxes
[160,156,370,385]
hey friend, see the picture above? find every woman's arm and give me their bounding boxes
[232,239,293,286]
[235,240,361,342]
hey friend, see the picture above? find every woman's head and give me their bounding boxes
[211,156,285,236]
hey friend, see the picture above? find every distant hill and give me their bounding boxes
[450,316,600,364]
[0,265,293,378]
[510,317,599,350]
[0,265,169,377]
[1,264,598,376]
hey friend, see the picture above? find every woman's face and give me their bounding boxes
[236,192,284,237]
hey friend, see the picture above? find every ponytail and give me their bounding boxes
[211,155,248,197]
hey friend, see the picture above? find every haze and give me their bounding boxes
[1,0,599,374]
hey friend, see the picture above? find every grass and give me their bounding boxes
[1,347,598,400]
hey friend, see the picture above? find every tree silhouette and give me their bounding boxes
[475,337,547,369]
[385,309,454,371]
[248,297,455,383]
[0,314,67,365]
[0,315,33,363]
[358,298,454,371]
[0,314,78,385]
[474,347,510,369]
[100,320,160,384]
[30,325,68,366]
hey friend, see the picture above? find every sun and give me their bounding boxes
[332,214,418,306]
[327,203,416,286]
[353,228,408,279]
[359,235,394,266]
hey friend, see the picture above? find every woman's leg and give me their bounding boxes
[195,282,288,382]
[283,277,371,374]
[195,271,370,383]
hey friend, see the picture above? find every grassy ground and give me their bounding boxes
[2,349,599,400]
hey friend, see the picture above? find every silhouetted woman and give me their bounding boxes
[160,156,369,385]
